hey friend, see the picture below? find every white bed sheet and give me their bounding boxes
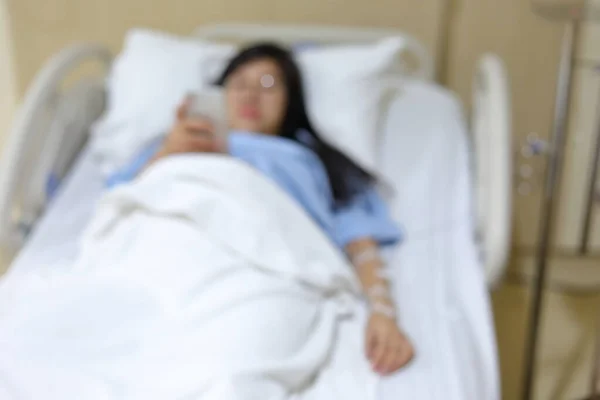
[5,80,499,400]
[374,81,499,400]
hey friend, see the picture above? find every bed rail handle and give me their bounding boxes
[0,43,112,255]
[472,53,512,288]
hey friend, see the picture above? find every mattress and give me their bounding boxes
[374,81,498,399]
[4,80,499,400]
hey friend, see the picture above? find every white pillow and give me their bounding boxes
[297,39,403,176]
[91,29,404,177]
[91,29,235,174]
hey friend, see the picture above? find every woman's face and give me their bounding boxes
[224,58,288,136]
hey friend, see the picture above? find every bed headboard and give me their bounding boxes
[193,23,435,81]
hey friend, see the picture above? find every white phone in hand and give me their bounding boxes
[187,88,228,140]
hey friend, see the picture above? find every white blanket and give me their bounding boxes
[0,156,379,400]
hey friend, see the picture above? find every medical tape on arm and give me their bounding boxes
[350,247,397,319]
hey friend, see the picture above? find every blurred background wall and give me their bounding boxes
[3,0,600,398]
[6,0,445,94]
[0,0,16,150]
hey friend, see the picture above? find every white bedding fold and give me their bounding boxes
[0,155,376,400]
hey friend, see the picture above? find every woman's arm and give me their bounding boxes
[144,98,225,168]
[345,236,414,376]
[345,237,395,318]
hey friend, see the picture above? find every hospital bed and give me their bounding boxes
[0,24,510,399]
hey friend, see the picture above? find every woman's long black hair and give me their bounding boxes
[215,43,375,207]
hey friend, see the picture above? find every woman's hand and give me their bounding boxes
[158,97,226,158]
[366,313,414,375]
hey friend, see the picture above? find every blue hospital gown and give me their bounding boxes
[106,131,402,250]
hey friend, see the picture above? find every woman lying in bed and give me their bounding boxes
[107,43,413,376]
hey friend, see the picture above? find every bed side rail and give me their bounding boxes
[0,44,111,256]
[472,54,512,288]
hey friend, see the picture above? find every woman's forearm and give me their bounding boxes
[345,238,395,311]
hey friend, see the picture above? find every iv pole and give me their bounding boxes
[521,11,579,400]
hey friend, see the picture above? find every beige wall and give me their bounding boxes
[0,0,16,273]
[6,0,445,95]
[446,2,600,256]
[0,0,16,148]
[445,0,565,251]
